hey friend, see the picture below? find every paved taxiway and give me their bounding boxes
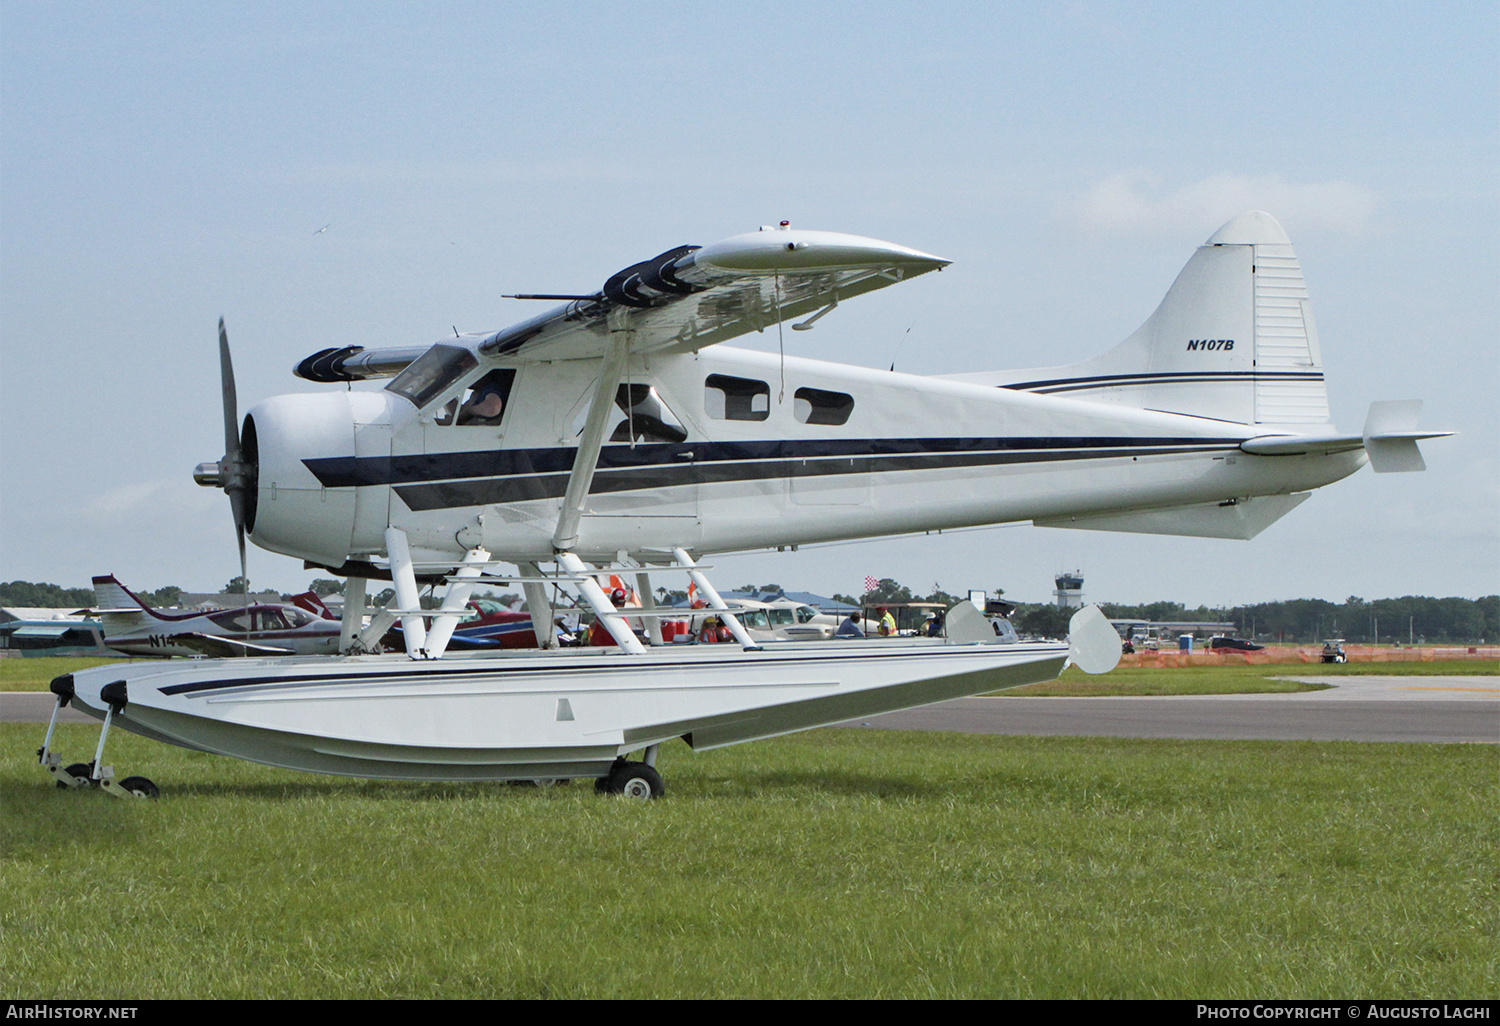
[4,675,1497,743]
[837,676,1500,744]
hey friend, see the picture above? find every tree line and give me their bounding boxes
[997,595,1497,644]
[3,578,1495,643]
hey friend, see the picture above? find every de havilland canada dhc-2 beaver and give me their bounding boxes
[41,211,1449,799]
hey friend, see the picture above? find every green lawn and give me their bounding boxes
[2,724,1494,999]
[0,656,132,691]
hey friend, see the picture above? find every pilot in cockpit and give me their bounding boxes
[456,370,513,426]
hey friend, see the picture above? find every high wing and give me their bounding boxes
[296,227,947,380]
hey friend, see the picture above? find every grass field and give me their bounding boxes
[3,718,1495,999]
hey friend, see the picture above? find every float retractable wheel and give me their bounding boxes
[118,776,160,799]
[598,759,664,799]
[57,762,96,790]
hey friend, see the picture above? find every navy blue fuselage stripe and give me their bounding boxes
[303,436,1243,490]
[390,442,1230,511]
[1001,370,1325,393]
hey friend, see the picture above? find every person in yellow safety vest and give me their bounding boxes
[877,606,896,637]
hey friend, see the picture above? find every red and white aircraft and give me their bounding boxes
[90,575,341,658]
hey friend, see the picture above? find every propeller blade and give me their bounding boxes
[219,317,241,462]
[218,318,250,612]
[237,524,248,617]
[228,486,248,559]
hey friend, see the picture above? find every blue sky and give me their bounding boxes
[2,2,1496,607]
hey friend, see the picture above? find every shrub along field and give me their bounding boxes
[3,714,1495,998]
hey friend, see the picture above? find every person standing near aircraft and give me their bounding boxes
[835,612,865,638]
[878,607,896,637]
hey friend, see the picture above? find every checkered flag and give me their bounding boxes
[864,575,880,592]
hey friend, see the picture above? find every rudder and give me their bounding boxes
[967,211,1331,427]
[92,574,162,633]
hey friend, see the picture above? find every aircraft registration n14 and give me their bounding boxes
[43,212,1449,799]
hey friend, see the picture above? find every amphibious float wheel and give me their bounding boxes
[602,760,664,800]
[58,763,95,789]
[118,776,160,799]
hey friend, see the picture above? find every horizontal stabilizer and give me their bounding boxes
[1364,400,1440,473]
[1240,400,1452,472]
[1034,493,1310,540]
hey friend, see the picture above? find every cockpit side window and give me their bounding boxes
[610,384,688,443]
[455,369,517,427]
[386,345,479,410]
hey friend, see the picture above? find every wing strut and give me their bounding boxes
[422,547,491,658]
[386,527,429,658]
[673,548,760,651]
[553,310,633,552]
[548,309,649,654]
[518,563,557,650]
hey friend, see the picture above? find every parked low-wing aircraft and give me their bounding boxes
[90,575,341,658]
[393,596,558,650]
[45,213,1448,799]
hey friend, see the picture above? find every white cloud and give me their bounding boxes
[1064,172,1380,238]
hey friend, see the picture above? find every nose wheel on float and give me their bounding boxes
[37,675,159,800]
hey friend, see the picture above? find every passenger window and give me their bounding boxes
[769,609,794,626]
[611,384,688,444]
[705,374,770,421]
[208,610,254,632]
[794,387,853,426]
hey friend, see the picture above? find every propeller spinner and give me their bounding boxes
[193,318,257,589]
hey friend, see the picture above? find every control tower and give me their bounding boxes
[1053,570,1084,609]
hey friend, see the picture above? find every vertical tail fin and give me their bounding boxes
[91,574,163,634]
[975,211,1331,427]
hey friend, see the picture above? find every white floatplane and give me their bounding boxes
[42,213,1448,798]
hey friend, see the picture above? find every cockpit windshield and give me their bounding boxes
[386,345,479,410]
